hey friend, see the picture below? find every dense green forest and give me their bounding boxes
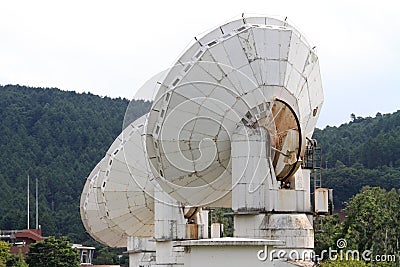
[0,84,399,245]
[0,85,150,242]
[314,111,400,208]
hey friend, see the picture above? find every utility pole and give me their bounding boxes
[36,178,39,229]
[27,174,30,229]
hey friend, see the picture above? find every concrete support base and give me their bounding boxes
[233,213,314,261]
[173,238,313,267]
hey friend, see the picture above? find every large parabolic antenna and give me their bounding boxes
[80,16,323,252]
[145,16,323,207]
[80,115,158,247]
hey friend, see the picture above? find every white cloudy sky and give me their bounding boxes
[0,0,399,128]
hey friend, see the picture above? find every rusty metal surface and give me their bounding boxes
[185,224,199,240]
[265,99,301,180]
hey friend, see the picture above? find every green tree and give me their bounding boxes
[211,208,233,237]
[317,186,400,266]
[6,250,28,267]
[0,241,11,267]
[93,248,119,265]
[341,186,397,256]
[314,215,342,255]
[26,236,80,267]
[119,254,129,267]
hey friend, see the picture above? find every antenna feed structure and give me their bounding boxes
[80,16,324,266]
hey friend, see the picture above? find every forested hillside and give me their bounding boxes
[0,84,399,242]
[314,112,400,207]
[0,85,150,242]
[315,112,400,168]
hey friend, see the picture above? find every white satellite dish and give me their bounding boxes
[81,115,157,247]
[80,158,127,247]
[100,115,156,237]
[145,16,323,207]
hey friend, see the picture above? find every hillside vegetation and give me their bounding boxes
[0,85,150,241]
[314,112,400,207]
[0,84,399,242]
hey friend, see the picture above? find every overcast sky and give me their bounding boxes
[1,0,399,128]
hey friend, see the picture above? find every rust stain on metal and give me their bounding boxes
[185,224,199,240]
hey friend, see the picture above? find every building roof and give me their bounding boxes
[13,229,44,242]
